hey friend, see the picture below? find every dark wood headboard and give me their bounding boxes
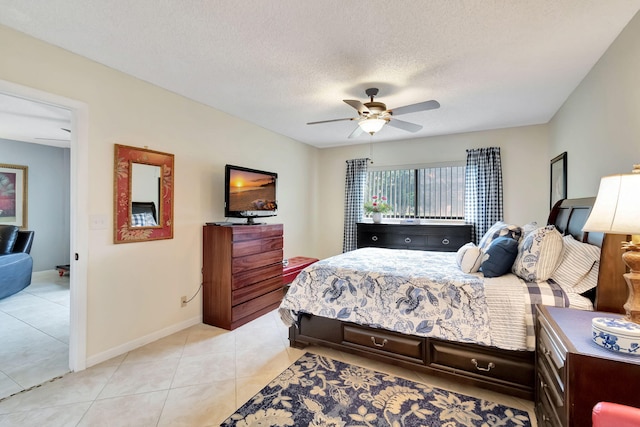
[548,198,627,314]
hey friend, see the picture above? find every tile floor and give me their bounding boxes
[0,270,70,400]
[0,305,537,426]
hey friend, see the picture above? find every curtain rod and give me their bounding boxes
[344,158,371,163]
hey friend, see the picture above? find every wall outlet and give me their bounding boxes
[181,296,187,307]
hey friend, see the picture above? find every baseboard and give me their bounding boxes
[85,315,201,368]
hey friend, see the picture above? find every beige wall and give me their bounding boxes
[550,11,640,195]
[0,25,319,361]
[316,125,550,258]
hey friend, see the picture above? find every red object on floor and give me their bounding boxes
[593,402,640,427]
[283,256,319,285]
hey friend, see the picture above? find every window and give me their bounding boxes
[365,163,465,220]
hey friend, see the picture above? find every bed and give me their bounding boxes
[278,198,628,400]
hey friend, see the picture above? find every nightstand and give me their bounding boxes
[535,305,640,427]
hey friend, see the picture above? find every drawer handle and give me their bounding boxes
[471,358,495,372]
[442,238,450,245]
[404,237,412,243]
[371,236,378,242]
[371,337,388,348]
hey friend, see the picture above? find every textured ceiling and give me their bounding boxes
[0,1,638,148]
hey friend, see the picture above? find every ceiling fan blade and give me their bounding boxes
[388,118,423,133]
[347,125,365,139]
[307,117,356,125]
[343,100,370,115]
[390,100,440,116]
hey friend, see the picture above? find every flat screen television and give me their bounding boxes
[224,164,278,224]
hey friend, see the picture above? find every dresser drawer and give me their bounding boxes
[233,263,283,289]
[429,340,534,386]
[357,231,392,248]
[231,224,283,242]
[232,275,284,306]
[232,236,283,257]
[231,288,283,322]
[426,234,468,251]
[343,325,424,363]
[232,249,283,274]
[386,233,428,249]
[357,231,428,250]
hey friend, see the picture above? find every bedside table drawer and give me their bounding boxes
[536,370,563,427]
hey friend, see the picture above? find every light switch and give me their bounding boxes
[90,214,108,230]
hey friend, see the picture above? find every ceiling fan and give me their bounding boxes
[307,88,440,138]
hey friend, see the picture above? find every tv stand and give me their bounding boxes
[244,217,262,225]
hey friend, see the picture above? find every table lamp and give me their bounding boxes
[583,165,640,355]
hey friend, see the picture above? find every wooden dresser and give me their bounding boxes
[536,305,640,427]
[357,223,472,252]
[202,224,283,330]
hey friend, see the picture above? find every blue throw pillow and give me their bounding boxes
[481,236,519,278]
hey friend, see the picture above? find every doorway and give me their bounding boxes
[0,80,88,398]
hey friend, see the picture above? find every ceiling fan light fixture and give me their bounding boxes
[359,118,386,135]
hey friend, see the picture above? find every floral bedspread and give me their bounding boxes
[279,247,493,347]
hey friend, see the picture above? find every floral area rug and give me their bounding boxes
[221,353,531,426]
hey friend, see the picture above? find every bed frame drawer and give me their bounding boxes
[429,339,534,386]
[343,325,425,363]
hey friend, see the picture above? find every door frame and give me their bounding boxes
[0,79,89,371]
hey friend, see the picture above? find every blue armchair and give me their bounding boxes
[0,225,35,300]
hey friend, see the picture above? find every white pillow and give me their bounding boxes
[551,235,601,289]
[512,225,564,282]
[572,261,600,295]
[456,242,483,274]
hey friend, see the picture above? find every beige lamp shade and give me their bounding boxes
[583,173,640,235]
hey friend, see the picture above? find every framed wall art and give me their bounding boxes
[550,152,567,209]
[0,163,28,228]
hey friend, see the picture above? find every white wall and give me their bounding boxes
[0,25,318,361]
[316,125,550,258]
[0,138,70,271]
[550,11,640,195]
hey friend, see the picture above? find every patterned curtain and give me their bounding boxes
[343,158,369,252]
[464,147,503,243]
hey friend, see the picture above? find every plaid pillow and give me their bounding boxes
[131,213,157,227]
[131,213,147,226]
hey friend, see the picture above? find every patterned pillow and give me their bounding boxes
[481,236,519,278]
[512,225,564,282]
[550,235,601,289]
[521,222,538,239]
[456,242,483,274]
[478,221,523,251]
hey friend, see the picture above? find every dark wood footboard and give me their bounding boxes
[290,313,534,400]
